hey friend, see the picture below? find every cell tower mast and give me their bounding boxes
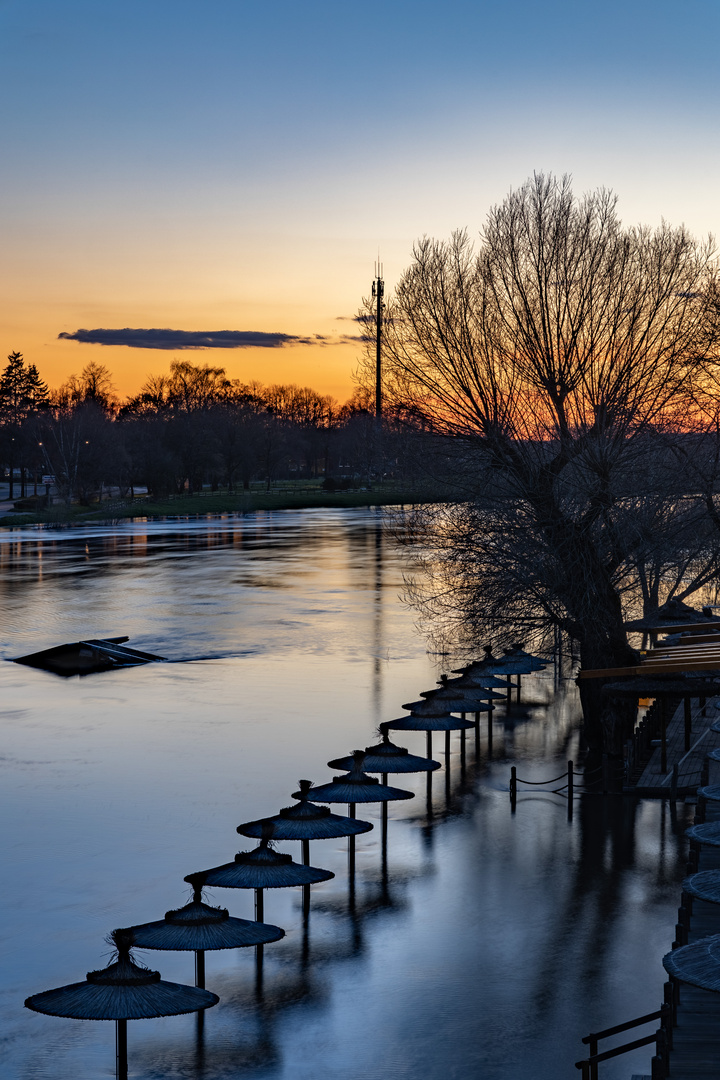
[371,260,384,423]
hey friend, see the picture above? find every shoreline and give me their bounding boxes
[0,485,450,529]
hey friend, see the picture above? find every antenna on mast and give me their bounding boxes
[372,257,384,424]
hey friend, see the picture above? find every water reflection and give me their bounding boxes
[0,509,693,1079]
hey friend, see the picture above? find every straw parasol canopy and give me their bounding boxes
[237,780,374,842]
[25,929,218,1020]
[451,645,542,676]
[663,934,720,992]
[386,712,474,732]
[698,786,720,803]
[686,822,720,847]
[419,685,505,706]
[503,644,547,667]
[681,870,720,905]
[327,726,440,775]
[25,929,218,1079]
[401,697,489,719]
[124,878,286,988]
[626,598,716,632]
[305,751,415,805]
[435,672,513,692]
[188,832,334,892]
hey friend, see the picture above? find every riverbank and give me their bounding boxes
[0,482,450,528]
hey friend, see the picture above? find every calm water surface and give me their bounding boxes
[0,508,691,1079]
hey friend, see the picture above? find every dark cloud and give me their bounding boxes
[58,328,325,350]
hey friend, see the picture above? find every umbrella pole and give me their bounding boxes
[517,673,522,703]
[487,711,493,758]
[445,729,451,803]
[426,730,432,760]
[381,776,388,876]
[116,1019,128,1080]
[302,838,311,922]
[474,711,480,756]
[506,678,512,714]
[195,1008,205,1066]
[348,803,356,901]
[460,719,466,779]
[195,948,206,989]
[255,888,265,980]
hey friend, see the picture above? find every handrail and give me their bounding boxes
[576,1031,657,1069]
[582,1007,664,1042]
[575,1002,672,1079]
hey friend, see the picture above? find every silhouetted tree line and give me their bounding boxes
[0,355,428,502]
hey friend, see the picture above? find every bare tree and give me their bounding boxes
[366,174,720,747]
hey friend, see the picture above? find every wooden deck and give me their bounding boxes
[666,800,720,1078]
[633,699,720,797]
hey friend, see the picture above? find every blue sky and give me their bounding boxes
[2,0,718,399]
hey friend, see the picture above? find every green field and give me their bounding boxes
[0,484,447,528]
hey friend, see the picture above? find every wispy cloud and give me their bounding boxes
[58,328,325,350]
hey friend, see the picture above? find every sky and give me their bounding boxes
[2,0,720,404]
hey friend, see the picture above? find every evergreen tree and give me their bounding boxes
[24,364,50,411]
[0,352,31,425]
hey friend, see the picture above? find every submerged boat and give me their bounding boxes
[13,637,166,676]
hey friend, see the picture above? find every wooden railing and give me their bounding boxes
[575,991,676,1079]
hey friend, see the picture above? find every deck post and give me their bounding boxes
[670,763,678,802]
[660,699,667,775]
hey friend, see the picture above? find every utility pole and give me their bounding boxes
[371,261,384,424]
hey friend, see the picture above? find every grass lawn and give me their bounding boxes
[0,485,448,528]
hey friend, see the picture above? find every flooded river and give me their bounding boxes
[0,507,692,1078]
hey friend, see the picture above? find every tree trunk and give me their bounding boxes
[578,634,638,755]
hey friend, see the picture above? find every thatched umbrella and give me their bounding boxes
[663,933,720,991]
[697,785,720,803]
[418,684,503,764]
[626,598,715,633]
[328,726,440,862]
[394,697,476,765]
[25,929,218,1080]
[681,870,720,905]
[435,672,511,748]
[124,878,285,989]
[237,780,373,916]
[305,751,414,885]
[504,644,547,667]
[327,726,441,777]
[451,648,541,710]
[686,822,720,847]
[434,672,511,692]
[187,823,334,927]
